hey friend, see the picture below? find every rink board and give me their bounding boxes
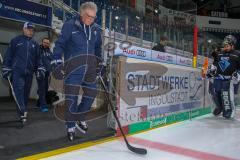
[112,56,212,134]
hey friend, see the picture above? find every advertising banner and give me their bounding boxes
[114,42,152,61]
[151,50,177,64]
[115,57,211,126]
[176,55,193,66]
[114,42,193,67]
[0,0,52,27]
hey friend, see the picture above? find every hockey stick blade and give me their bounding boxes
[189,84,202,99]
[127,142,147,155]
[98,75,147,155]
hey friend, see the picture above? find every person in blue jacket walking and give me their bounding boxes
[52,1,102,141]
[2,22,45,125]
[37,37,52,112]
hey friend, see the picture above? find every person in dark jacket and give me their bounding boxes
[2,22,45,124]
[207,35,240,119]
[52,2,102,141]
[37,37,52,112]
[152,36,168,52]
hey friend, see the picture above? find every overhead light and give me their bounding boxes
[207,39,212,43]
[136,16,140,20]
[115,16,119,20]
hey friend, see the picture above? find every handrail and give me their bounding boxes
[50,0,78,16]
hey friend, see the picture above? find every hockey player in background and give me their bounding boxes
[1,22,45,124]
[207,35,240,119]
[36,37,52,112]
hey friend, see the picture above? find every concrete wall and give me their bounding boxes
[197,16,240,32]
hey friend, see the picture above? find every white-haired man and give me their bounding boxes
[52,2,102,141]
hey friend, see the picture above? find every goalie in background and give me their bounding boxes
[206,35,240,119]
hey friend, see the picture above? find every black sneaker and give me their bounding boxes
[76,121,88,134]
[213,108,222,116]
[20,112,27,125]
[67,132,75,141]
[67,127,76,141]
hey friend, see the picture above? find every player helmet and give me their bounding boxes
[223,35,237,46]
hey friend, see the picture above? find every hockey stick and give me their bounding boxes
[189,84,202,99]
[98,75,147,155]
[0,53,23,115]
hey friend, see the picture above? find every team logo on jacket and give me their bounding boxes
[221,57,229,61]
[16,43,23,47]
[94,30,97,36]
[218,60,230,72]
[32,44,35,48]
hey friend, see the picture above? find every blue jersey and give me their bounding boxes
[214,50,240,77]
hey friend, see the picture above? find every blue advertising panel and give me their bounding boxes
[0,0,52,27]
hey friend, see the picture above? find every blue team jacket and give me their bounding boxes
[39,45,52,73]
[3,35,43,74]
[53,15,102,75]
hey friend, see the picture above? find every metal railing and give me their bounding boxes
[49,0,78,16]
[43,0,196,59]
